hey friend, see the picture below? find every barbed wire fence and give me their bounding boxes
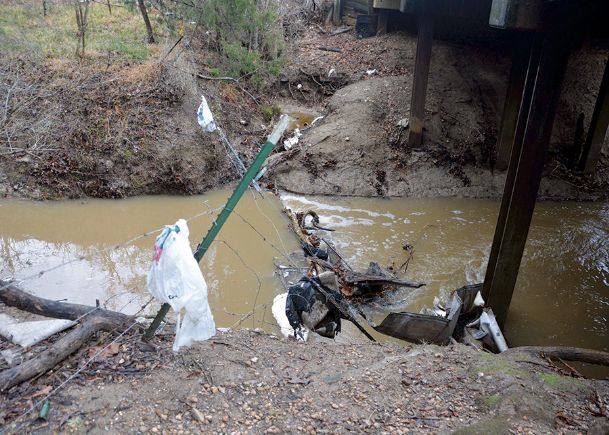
[0,185,343,432]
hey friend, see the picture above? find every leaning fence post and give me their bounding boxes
[144,115,290,340]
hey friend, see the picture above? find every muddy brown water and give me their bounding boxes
[1,191,607,359]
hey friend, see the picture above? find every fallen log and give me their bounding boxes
[0,280,136,391]
[0,317,121,391]
[505,346,609,367]
[0,279,132,325]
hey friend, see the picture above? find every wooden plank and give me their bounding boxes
[483,12,572,328]
[375,293,462,344]
[407,3,434,148]
[578,55,609,174]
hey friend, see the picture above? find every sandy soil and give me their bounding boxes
[269,29,609,200]
[2,329,608,434]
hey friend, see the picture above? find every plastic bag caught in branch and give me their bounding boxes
[197,96,217,133]
[147,219,216,351]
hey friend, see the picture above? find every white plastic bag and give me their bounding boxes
[147,219,215,351]
[197,95,217,133]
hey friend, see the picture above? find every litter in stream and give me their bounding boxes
[273,207,508,353]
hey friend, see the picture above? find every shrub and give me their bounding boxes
[261,104,281,122]
[199,0,284,88]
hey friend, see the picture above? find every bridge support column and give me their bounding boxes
[578,55,609,174]
[495,35,532,170]
[407,3,434,148]
[483,16,571,328]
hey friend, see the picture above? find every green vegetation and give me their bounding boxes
[261,104,281,122]
[197,0,285,88]
[0,0,286,87]
[480,394,502,408]
[0,2,150,60]
[539,373,561,386]
[471,352,530,379]
[539,373,590,393]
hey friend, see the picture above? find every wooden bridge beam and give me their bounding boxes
[578,55,609,174]
[407,2,434,148]
[483,15,572,329]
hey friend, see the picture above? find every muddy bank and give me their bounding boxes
[0,53,271,200]
[270,31,609,200]
[2,329,608,433]
[1,28,608,201]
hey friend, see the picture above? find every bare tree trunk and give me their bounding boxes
[0,317,121,391]
[106,0,112,15]
[43,0,47,17]
[74,0,90,57]
[0,280,133,325]
[137,0,155,44]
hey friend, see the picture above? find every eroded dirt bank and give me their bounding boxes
[269,30,609,200]
[1,28,608,201]
[2,329,609,434]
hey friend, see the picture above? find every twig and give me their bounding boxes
[161,35,184,61]
[557,357,583,378]
[318,47,341,53]
[330,26,352,36]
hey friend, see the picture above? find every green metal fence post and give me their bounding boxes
[144,116,290,340]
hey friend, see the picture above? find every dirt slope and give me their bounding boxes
[0,53,269,200]
[2,330,608,434]
[270,30,609,200]
[1,27,607,201]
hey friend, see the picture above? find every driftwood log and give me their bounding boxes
[0,317,121,391]
[343,272,425,289]
[505,346,609,367]
[0,280,135,391]
[0,280,132,324]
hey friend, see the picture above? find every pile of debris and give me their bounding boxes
[275,208,508,353]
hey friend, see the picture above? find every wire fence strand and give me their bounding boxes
[0,205,223,294]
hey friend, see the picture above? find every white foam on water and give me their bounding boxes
[281,194,396,219]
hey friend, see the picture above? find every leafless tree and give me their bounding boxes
[74,0,90,57]
[137,0,155,44]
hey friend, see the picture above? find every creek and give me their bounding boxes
[1,191,607,358]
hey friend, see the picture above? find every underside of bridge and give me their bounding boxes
[339,0,609,327]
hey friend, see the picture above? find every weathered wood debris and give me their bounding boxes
[0,280,137,391]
